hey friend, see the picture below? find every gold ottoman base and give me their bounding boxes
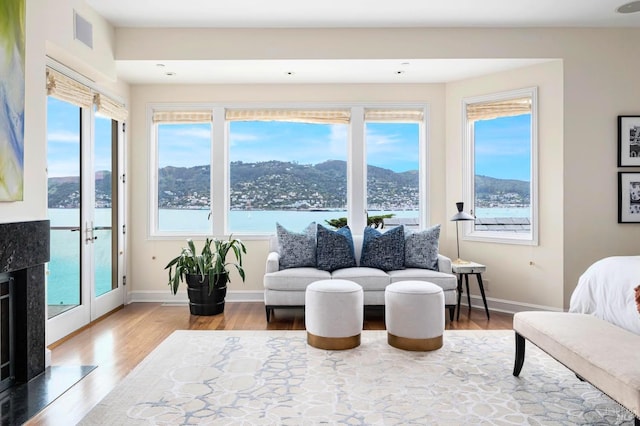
[307,332,361,350]
[387,333,443,351]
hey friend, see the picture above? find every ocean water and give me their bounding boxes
[48,209,113,306]
[160,207,530,233]
[48,206,529,304]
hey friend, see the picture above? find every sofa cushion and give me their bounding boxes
[276,222,316,270]
[360,226,405,271]
[404,225,440,271]
[331,267,391,291]
[316,225,357,272]
[387,268,458,292]
[264,268,331,291]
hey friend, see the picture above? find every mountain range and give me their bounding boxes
[48,160,529,209]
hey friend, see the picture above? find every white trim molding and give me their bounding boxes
[127,290,265,304]
[462,86,539,246]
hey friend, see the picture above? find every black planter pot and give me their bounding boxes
[185,273,228,315]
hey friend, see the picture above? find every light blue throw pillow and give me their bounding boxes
[316,224,357,272]
[404,224,441,271]
[360,225,405,271]
[276,222,316,270]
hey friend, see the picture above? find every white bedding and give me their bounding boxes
[569,256,640,335]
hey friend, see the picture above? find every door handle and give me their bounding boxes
[85,222,98,244]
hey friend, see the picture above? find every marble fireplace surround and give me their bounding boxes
[0,220,50,384]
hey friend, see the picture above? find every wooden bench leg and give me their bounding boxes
[513,331,525,377]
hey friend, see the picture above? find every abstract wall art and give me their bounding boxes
[0,0,25,201]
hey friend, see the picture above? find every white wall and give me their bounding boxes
[0,0,127,227]
[12,18,640,312]
[45,0,117,84]
[446,61,564,309]
[127,84,447,301]
[120,27,640,311]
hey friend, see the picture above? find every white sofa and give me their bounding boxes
[263,234,458,322]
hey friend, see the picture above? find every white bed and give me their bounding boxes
[569,255,640,335]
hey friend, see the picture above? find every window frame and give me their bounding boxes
[148,105,215,238]
[363,108,427,229]
[462,87,538,245]
[148,103,429,239]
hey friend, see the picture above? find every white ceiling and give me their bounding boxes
[88,0,640,29]
[86,0,640,84]
[118,59,554,85]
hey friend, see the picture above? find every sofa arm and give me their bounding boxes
[437,254,453,274]
[265,251,280,274]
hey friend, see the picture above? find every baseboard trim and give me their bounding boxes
[462,294,564,314]
[128,290,562,314]
[127,290,265,304]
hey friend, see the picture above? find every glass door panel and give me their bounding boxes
[93,115,116,298]
[46,97,82,319]
[46,93,124,343]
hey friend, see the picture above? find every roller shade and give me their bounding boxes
[152,110,213,123]
[46,67,93,109]
[225,109,350,124]
[364,108,424,123]
[466,97,531,122]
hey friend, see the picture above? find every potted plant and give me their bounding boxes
[165,237,246,315]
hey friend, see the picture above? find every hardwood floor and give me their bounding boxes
[27,302,513,426]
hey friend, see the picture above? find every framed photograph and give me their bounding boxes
[618,172,640,223]
[618,115,640,166]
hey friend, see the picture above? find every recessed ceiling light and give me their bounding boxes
[285,71,295,76]
[165,71,176,76]
[156,63,165,67]
[396,70,405,75]
[617,0,640,13]
[400,62,410,66]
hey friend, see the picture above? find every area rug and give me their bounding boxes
[80,330,635,425]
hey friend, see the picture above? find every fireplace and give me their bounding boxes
[0,220,49,388]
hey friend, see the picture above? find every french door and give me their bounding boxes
[46,97,126,345]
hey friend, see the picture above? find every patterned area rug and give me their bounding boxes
[80,330,635,425]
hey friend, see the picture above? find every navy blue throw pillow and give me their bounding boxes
[316,225,357,272]
[360,225,405,271]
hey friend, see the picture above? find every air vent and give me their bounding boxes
[73,10,93,49]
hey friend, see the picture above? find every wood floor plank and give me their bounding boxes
[26,302,513,426]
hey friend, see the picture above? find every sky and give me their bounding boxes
[157,121,421,173]
[47,98,531,181]
[474,114,531,181]
[46,97,112,178]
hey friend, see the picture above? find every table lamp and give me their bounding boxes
[450,202,474,264]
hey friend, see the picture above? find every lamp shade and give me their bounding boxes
[450,202,474,221]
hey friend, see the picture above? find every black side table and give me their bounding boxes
[452,262,490,320]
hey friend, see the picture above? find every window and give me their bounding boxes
[463,87,538,244]
[151,111,213,235]
[149,105,428,236]
[365,108,424,230]
[227,109,349,234]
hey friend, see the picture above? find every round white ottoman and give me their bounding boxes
[385,281,444,351]
[305,279,363,350]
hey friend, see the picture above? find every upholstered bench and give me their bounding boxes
[513,311,640,425]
